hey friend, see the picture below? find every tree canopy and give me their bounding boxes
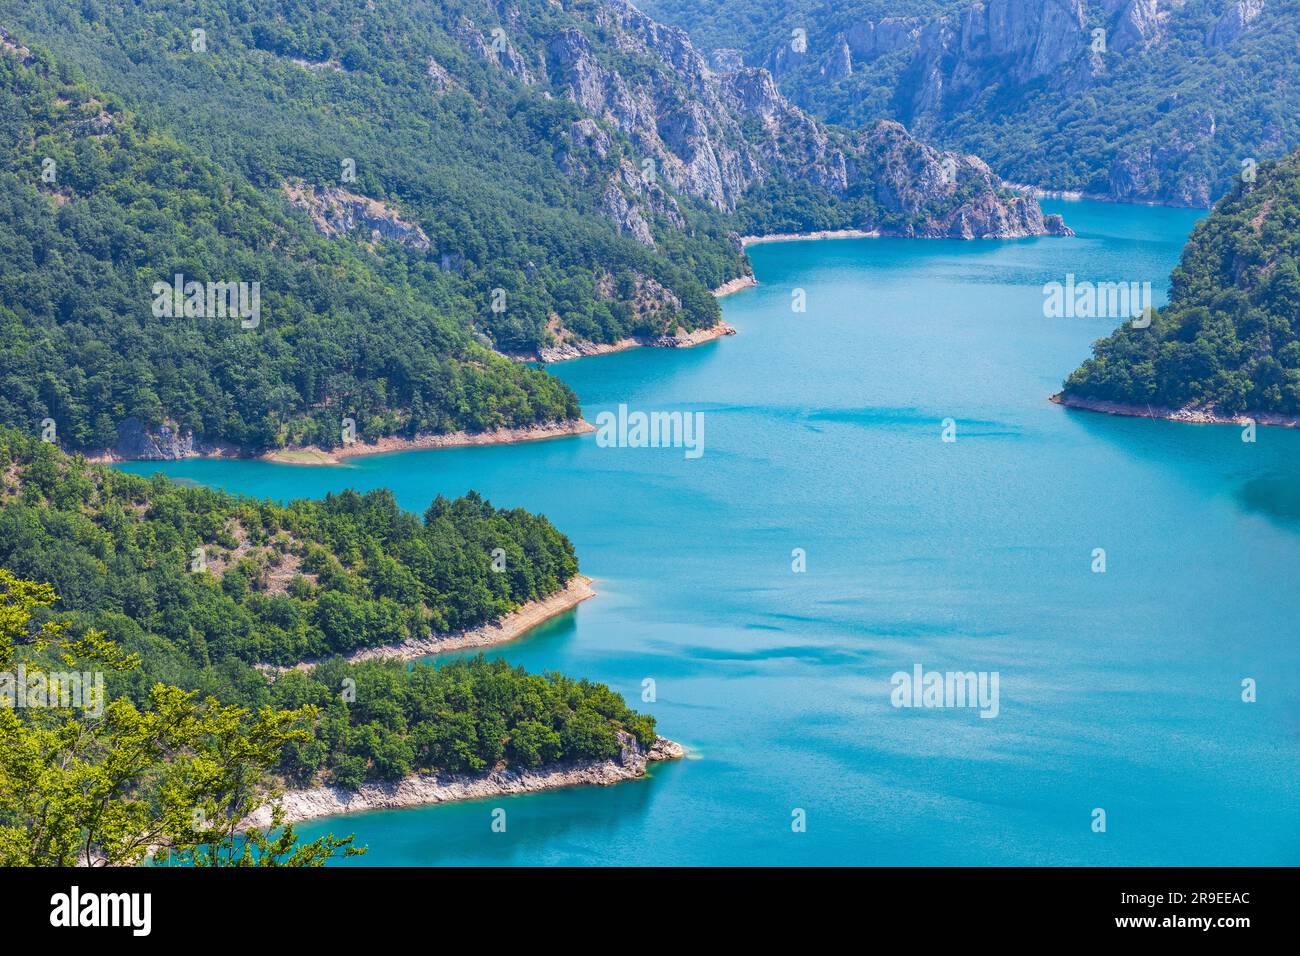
[1064,148,1300,415]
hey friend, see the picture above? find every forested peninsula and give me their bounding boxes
[0,427,676,860]
[1059,148,1300,425]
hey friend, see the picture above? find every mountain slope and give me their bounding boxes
[0,1,1066,457]
[0,46,578,456]
[1060,148,1300,419]
[644,0,1300,207]
[0,1,1064,337]
[0,430,580,667]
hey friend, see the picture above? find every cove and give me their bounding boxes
[119,200,1300,865]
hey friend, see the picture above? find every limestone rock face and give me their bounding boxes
[845,18,924,59]
[281,182,432,250]
[1207,0,1265,47]
[862,120,1073,238]
[902,0,1095,124]
[456,17,538,84]
[539,0,1054,239]
[0,25,36,65]
[823,39,853,79]
[1107,107,1218,206]
[594,269,681,321]
[113,418,195,460]
[709,48,745,72]
[1110,0,1163,52]
[430,1,1058,244]
[425,56,455,92]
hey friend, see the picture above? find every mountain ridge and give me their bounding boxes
[0,0,1067,459]
[643,0,1300,208]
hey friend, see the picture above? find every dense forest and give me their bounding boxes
[0,427,655,793]
[0,0,1065,456]
[0,429,578,666]
[1063,148,1300,414]
[643,0,1300,207]
[0,47,578,454]
[0,0,743,359]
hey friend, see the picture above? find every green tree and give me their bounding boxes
[0,569,363,866]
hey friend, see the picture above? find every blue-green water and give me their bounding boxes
[120,200,1300,865]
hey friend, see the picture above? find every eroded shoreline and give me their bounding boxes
[345,574,595,664]
[261,419,596,465]
[248,735,686,827]
[711,274,758,297]
[740,228,881,247]
[1051,393,1300,428]
[260,575,597,674]
[531,322,737,363]
[1006,182,1209,210]
[84,419,596,466]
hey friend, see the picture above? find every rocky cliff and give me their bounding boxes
[282,181,432,250]
[648,0,1294,209]
[528,0,1066,241]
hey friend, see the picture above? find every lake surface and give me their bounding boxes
[121,200,1300,865]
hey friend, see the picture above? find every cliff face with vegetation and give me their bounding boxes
[1062,149,1300,418]
[0,1,1064,460]
[645,0,1300,207]
[541,0,1067,239]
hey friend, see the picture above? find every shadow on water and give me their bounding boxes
[330,755,683,866]
[1238,474,1300,526]
[419,605,584,667]
[1058,403,1300,531]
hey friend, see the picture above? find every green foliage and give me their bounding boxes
[272,655,657,786]
[0,48,578,454]
[0,0,741,365]
[0,428,656,790]
[0,428,579,665]
[1064,149,1300,414]
[0,569,362,866]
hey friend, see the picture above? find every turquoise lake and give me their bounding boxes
[120,200,1300,865]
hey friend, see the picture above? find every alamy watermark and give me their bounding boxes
[1,664,105,717]
[152,274,261,328]
[594,404,704,459]
[1043,274,1152,325]
[50,886,151,936]
[890,664,1000,718]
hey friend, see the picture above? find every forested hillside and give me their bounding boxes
[643,0,1300,207]
[1062,148,1300,415]
[0,0,1067,458]
[0,430,578,666]
[0,46,578,456]
[0,427,655,793]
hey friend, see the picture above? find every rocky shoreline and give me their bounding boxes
[533,322,736,363]
[260,420,595,465]
[741,228,880,247]
[82,419,595,464]
[247,734,687,827]
[711,274,758,297]
[1051,393,1300,428]
[259,575,597,674]
[740,213,1071,243]
[1006,182,1208,211]
[344,574,595,664]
